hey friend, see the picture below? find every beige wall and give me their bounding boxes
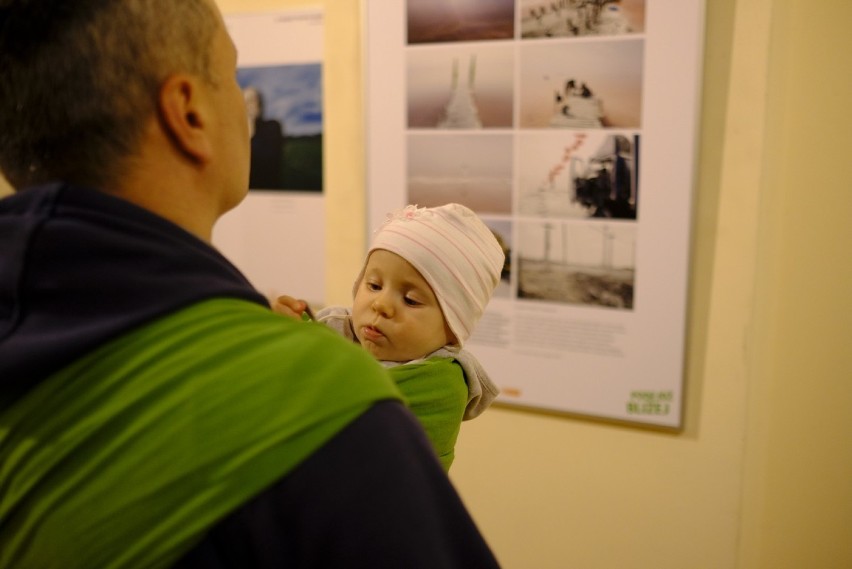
[739,1,852,567]
[210,2,849,568]
[3,1,848,567]
[216,0,368,304]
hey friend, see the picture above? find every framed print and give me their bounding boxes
[365,0,705,428]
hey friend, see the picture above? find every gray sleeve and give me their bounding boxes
[315,305,359,343]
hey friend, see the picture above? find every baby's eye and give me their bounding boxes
[366,282,381,292]
[404,296,422,307]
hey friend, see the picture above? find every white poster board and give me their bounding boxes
[214,10,325,306]
[365,0,704,429]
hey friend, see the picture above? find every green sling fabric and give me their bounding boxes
[389,358,468,472]
[0,298,402,569]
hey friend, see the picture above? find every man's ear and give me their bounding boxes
[158,74,213,164]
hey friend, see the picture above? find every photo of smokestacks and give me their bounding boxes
[407,44,514,130]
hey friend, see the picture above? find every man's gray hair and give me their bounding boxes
[0,0,220,189]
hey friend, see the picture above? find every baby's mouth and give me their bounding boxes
[362,325,385,342]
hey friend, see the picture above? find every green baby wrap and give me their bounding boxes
[389,358,468,471]
[0,299,401,569]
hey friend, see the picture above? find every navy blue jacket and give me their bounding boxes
[0,184,500,568]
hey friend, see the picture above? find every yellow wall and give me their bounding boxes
[739,1,852,567]
[2,1,848,567]
[211,2,851,568]
[216,0,368,304]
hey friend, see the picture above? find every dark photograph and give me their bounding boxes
[517,220,636,309]
[238,64,323,192]
[483,218,513,299]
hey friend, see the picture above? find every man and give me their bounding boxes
[0,1,501,568]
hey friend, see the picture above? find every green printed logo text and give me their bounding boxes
[627,390,673,415]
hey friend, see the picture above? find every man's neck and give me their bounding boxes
[113,137,220,243]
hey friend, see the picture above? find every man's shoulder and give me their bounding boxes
[98,298,392,399]
[172,298,344,343]
[169,298,379,369]
[174,400,501,569]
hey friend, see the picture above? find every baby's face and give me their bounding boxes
[352,249,453,362]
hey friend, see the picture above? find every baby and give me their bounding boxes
[277,203,504,471]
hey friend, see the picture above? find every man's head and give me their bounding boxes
[0,0,232,192]
[352,203,505,353]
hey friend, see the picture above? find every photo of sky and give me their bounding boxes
[238,64,323,136]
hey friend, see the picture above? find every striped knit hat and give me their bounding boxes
[354,203,505,347]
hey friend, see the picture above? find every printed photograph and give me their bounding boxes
[518,131,639,219]
[238,63,323,192]
[406,0,515,44]
[407,133,513,215]
[518,38,644,129]
[519,0,646,39]
[482,218,513,299]
[516,220,636,309]
[407,43,514,129]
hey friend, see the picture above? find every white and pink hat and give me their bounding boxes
[355,203,505,347]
